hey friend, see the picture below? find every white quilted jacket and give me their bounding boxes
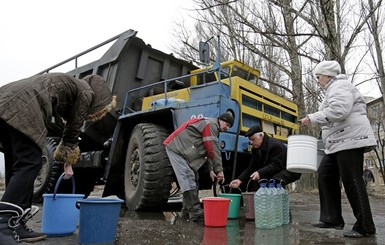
[307,74,377,154]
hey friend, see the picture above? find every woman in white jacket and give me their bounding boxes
[300,60,377,238]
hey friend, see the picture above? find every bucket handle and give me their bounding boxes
[220,184,242,194]
[75,201,80,210]
[53,173,76,200]
[245,179,256,193]
[212,180,217,197]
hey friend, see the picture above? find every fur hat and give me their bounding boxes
[82,74,116,121]
[314,60,341,77]
[218,112,234,127]
[245,124,263,137]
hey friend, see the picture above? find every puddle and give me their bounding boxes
[114,193,385,244]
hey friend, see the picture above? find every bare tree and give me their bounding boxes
[363,0,385,186]
[364,0,385,101]
[170,0,383,191]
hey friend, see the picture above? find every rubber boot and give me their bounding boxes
[0,202,27,244]
[16,205,46,242]
[179,203,189,219]
[183,190,203,222]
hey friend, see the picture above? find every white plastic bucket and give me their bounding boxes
[286,135,318,173]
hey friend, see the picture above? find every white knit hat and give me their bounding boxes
[314,60,341,77]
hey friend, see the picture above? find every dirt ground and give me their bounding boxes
[1,179,384,244]
[14,185,385,244]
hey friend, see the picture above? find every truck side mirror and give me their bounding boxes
[199,41,210,64]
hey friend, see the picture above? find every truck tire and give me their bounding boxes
[124,123,173,211]
[33,138,99,202]
[33,137,62,203]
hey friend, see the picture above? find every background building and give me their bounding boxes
[365,97,385,192]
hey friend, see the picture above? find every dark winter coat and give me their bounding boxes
[0,73,114,150]
[363,169,375,183]
[238,133,300,184]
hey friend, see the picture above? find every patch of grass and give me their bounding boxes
[0,177,4,191]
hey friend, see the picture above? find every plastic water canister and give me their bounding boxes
[268,179,282,227]
[254,180,275,229]
[277,181,289,225]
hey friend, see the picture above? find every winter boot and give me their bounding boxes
[16,205,46,242]
[183,190,204,222]
[179,204,189,219]
[0,202,27,244]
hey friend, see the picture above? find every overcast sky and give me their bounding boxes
[0,0,194,86]
[0,0,195,173]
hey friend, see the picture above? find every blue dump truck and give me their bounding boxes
[32,29,299,211]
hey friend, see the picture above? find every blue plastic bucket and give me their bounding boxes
[77,198,124,244]
[41,174,85,236]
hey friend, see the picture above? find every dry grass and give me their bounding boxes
[0,177,4,191]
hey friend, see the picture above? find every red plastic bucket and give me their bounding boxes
[202,227,227,245]
[202,197,231,227]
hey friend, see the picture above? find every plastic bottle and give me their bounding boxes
[268,179,282,227]
[254,179,275,229]
[151,98,183,108]
[277,180,290,225]
[150,98,168,107]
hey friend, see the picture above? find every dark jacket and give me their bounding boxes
[238,133,301,185]
[0,73,114,150]
[363,169,375,183]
